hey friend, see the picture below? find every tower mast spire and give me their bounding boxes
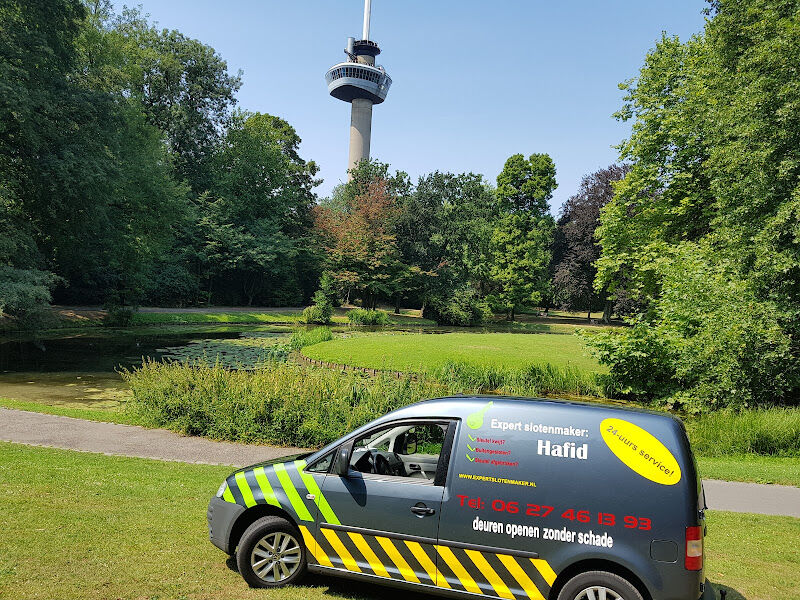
[362,0,372,41]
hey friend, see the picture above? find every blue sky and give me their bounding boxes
[112,1,707,213]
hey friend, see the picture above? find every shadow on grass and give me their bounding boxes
[225,560,747,600]
[710,582,748,600]
[224,557,432,600]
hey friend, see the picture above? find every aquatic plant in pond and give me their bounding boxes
[157,332,290,369]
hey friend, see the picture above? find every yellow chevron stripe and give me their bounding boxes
[272,463,314,522]
[299,526,333,568]
[497,554,545,600]
[234,472,256,508]
[404,540,450,589]
[436,545,481,594]
[348,532,390,578]
[376,536,421,583]
[296,461,340,525]
[222,486,235,503]
[321,528,361,573]
[252,467,281,507]
[531,559,557,586]
[465,549,514,599]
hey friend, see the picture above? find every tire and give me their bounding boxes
[557,570,644,600]
[236,516,307,588]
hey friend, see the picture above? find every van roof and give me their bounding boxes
[408,395,682,423]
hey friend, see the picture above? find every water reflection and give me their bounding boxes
[0,326,289,406]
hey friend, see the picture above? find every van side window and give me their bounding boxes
[349,422,449,482]
[305,451,334,473]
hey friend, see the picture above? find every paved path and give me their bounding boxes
[701,478,800,517]
[2,408,799,518]
[0,408,309,467]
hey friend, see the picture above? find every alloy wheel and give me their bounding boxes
[573,586,625,600]
[249,531,302,583]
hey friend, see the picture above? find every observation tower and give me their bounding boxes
[325,0,392,180]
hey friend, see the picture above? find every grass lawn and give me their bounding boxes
[705,510,800,600]
[0,443,796,600]
[302,332,604,374]
[698,455,800,487]
[0,397,138,425]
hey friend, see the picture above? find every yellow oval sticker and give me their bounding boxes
[600,418,681,485]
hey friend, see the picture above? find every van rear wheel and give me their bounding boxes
[236,516,306,588]
[557,571,644,600]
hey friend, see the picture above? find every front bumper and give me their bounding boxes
[207,496,245,554]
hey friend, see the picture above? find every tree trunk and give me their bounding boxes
[602,300,613,324]
[588,309,592,322]
[510,306,515,321]
[394,295,400,314]
[243,278,255,306]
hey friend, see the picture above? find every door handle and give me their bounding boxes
[410,505,436,516]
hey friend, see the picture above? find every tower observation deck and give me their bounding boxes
[325,0,392,179]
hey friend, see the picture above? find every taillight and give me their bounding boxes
[685,526,703,570]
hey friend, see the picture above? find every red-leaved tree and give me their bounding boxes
[313,179,403,308]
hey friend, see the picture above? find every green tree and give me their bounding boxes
[1,0,188,312]
[395,171,497,319]
[202,112,319,306]
[589,0,800,409]
[0,0,85,318]
[594,34,713,303]
[490,154,557,320]
[111,7,242,192]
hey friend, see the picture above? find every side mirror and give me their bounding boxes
[335,445,351,477]
[399,432,417,455]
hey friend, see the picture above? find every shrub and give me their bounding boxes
[123,355,800,455]
[685,408,800,456]
[347,308,390,326]
[318,272,341,307]
[302,290,333,324]
[432,361,602,398]
[289,326,333,350]
[103,305,135,327]
[582,248,797,410]
[0,266,61,329]
[123,360,441,447]
[122,355,607,448]
[424,286,490,327]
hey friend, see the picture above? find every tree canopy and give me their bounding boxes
[490,154,557,319]
[589,0,800,410]
[552,165,629,319]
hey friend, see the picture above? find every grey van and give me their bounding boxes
[207,396,716,600]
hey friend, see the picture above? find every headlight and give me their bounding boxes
[216,481,228,498]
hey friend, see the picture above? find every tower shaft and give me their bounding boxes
[348,98,373,178]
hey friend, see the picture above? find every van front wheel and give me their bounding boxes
[557,571,644,600]
[236,516,307,588]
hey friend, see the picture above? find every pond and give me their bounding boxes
[0,326,291,407]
